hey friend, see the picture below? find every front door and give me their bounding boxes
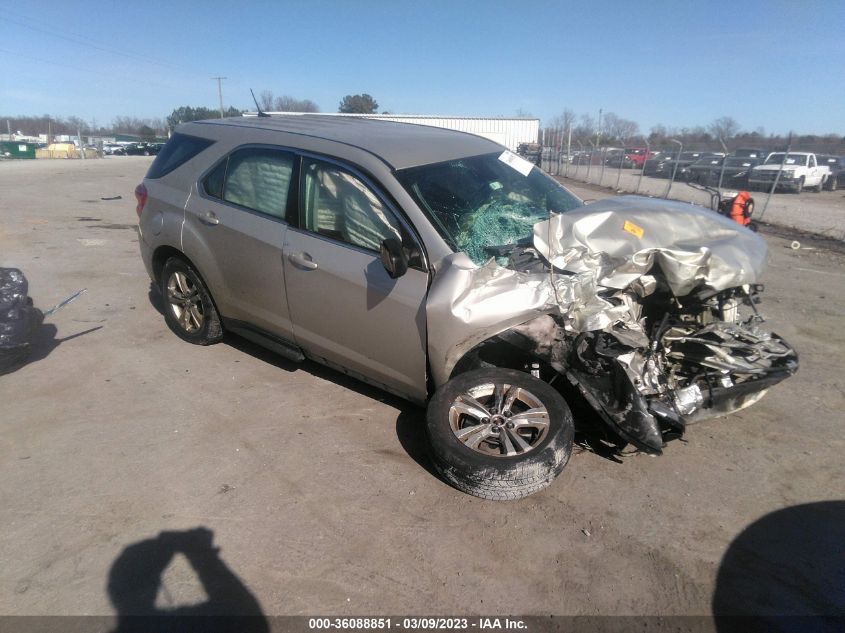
[283,157,429,401]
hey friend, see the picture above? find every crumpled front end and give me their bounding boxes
[426,196,798,453]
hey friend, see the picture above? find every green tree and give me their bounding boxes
[167,105,241,130]
[338,94,379,114]
[139,125,156,142]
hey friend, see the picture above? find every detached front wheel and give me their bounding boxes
[426,368,574,500]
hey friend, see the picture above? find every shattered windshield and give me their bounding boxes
[396,152,583,264]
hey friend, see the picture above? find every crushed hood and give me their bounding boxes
[426,195,769,386]
[533,196,768,296]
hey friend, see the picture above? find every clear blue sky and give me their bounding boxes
[1,0,843,135]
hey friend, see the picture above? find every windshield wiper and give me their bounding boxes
[484,237,533,258]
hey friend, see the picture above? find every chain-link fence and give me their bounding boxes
[534,144,844,241]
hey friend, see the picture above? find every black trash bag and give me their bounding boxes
[0,268,44,375]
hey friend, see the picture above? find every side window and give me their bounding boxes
[146,133,214,179]
[809,155,816,168]
[301,159,401,252]
[220,148,294,219]
[203,158,227,199]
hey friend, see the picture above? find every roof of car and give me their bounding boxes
[188,115,504,170]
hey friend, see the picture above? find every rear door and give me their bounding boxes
[183,146,296,338]
[282,156,429,401]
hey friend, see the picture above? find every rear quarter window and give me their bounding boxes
[146,133,214,179]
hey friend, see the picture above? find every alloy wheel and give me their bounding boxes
[166,271,204,333]
[448,382,550,457]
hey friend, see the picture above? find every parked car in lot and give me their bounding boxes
[686,156,724,183]
[137,116,797,500]
[688,155,764,187]
[516,142,542,165]
[748,152,830,193]
[124,142,162,156]
[571,151,594,165]
[643,151,716,178]
[103,143,125,155]
[674,152,721,181]
[818,155,843,191]
[641,150,679,176]
[609,147,652,169]
[731,148,766,159]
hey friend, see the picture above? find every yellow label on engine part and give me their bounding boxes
[623,220,644,238]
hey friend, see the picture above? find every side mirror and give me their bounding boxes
[380,237,408,279]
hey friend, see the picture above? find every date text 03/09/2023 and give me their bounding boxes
[308,617,527,630]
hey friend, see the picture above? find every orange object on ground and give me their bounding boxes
[729,191,754,226]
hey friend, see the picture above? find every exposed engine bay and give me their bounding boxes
[426,197,799,454]
[468,244,798,453]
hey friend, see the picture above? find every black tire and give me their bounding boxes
[794,177,804,194]
[813,178,824,193]
[827,175,838,191]
[426,368,574,500]
[160,257,223,345]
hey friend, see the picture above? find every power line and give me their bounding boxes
[0,47,193,92]
[0,47,100,75]
[0,13,194,75]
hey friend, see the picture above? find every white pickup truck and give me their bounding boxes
[748,152,830,193]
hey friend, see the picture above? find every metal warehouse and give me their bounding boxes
[244,112,540,152]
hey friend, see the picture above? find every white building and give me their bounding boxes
[243,112,539,152]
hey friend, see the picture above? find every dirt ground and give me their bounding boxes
[1,158,843,620]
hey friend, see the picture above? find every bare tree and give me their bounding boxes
[549,109,575,133]
[602,112,639,143]
[708,116,741,141]
[258,91,320,112]
[258,90,275,111]
[573,114,595,143]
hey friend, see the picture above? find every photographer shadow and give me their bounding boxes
[107,527,268,633]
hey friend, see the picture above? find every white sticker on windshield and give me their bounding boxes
[498,150,534,177]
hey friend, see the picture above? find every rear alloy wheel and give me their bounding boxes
[426,368,574,500]
[160,257,223,345]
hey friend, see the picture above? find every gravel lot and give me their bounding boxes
[1,157,843,621]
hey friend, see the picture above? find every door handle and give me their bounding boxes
[200,211,219,226]
[288,252,318,270]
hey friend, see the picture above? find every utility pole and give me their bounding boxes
[596,108,603,147]
[212,76,227,118]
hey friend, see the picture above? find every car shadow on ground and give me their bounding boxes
[107,527,268,633]
[147,282,633,481]
[712,500,845,632]
[147,282,166,316]
[149,283,440,481]
[225,332,440,481]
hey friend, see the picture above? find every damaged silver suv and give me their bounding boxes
[137,116,798,500]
